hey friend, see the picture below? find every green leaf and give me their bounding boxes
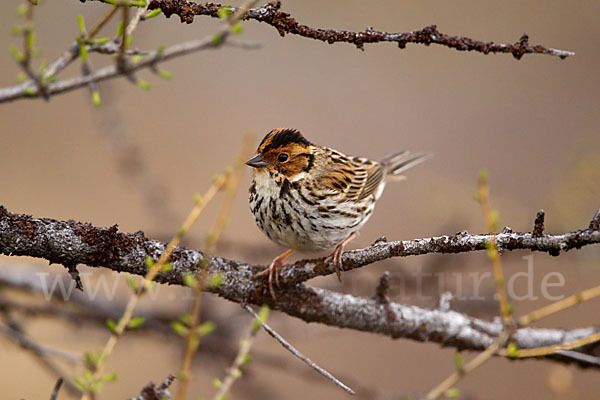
[124,35,132,49]
[193,193,203,204]
[171,321,188,336]
[145,8,162,19]
[77,14,86,34]
[16,71,26,83]
[161,263,173,272]
[92,90,101,107]
[129,0,147,6]
[445,388,459,398]
[212,378,222,388]
[106,318,117,334]
[156,44,165,57]
[23,86,36,96]
[38,59,48,73]
[131,54,142,64]
[128,316,145,328]
[197,321,216,336]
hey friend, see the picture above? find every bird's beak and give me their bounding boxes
[246,154,269,168]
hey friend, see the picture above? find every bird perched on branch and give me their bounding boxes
[247,128,429,298]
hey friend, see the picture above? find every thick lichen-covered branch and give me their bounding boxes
[1,205,599,365]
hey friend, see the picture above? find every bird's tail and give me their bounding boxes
[380,151,431,181]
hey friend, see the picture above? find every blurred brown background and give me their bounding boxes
[1,0,599,398]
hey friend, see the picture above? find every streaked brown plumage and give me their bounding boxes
[247,128,429,298]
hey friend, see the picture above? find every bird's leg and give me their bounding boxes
[329,232,357,281]
[254,249,294,299]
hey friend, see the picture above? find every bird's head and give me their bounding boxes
[246,128,315,179]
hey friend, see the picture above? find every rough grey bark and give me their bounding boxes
[1,205,600,365]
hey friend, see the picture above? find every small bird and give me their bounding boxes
[246,128,429,298]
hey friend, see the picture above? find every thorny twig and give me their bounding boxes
[148,0,574,58]
[1,0,573,103]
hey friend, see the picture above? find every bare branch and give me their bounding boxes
[148,0,574,58]
[1,205,599,365]
[243,304,355,395]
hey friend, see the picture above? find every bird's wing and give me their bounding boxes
[316,152,383,202]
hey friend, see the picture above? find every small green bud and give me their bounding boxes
[453,352,464,370]
[145,256,155,268]
[116,21,124,37]
[156,44,165,57]
[183,273,197,288]
[79,43,88,63]
[102,372,118,382]
[16,71,27,83]
[9,45,25,63]
[131,54,142,63]
[136,79,151,90]
[77,14,86,34]
[161,263,173,272]
[106,318,117,334]
[145,8,162,19]
[171,321,188,336]
[197,321,216,336]
[157,68,173,80]
[207,273,224,288]
[92,91,101,107]
[478,168,488,182]
[123,35,132,49]
[128,316,145,328]
[16,3,28,18]
[212,378,222,388]
[231,22,243,34]
[93,37,111,45]
[23,86,36,96]
[127,276,138,292]
[445,388,459,398]
[217,7,231,19]
[211,33,222,46]
[252,305,269,332]
[11,24,23,36]
[507,342,519,358]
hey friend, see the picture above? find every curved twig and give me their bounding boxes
[148,0,574,58]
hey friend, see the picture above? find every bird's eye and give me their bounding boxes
[277,153,289,162]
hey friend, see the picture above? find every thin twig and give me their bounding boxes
[212,306,262,400]
[80,173,228,399]
[49,378,64,400]
[243,304,356,395]
[424,330,510,400]
[206,133,254,252]
[476,171,513,327]
[518,284,600,326]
